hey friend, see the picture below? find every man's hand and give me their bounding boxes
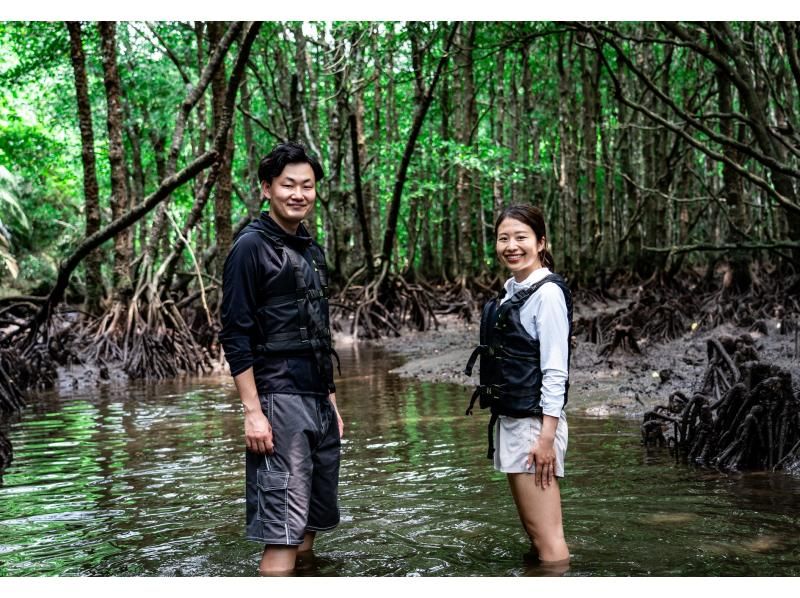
[245,410,274,454]
[329,392,344,439]
[233,367,274,454]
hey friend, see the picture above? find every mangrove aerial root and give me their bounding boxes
[0,287,216,415]
[332,269,442,339]
[576,284,701,354]
[576,272,800,354]
[642,334,800,472]
[0,349,27,413]
[0,301,63,412]
[598,324,641,357]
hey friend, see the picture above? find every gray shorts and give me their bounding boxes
[493,412,568,477]
[245,393,341,545]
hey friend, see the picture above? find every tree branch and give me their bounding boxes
[584,24,800,217]
[644,241,800,254]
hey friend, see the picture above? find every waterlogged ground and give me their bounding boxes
[1,345,800,576]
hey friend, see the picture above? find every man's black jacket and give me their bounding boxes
[219,212,334,396]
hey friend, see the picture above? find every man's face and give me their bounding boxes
[262,162,316,233]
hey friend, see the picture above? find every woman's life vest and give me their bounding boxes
[249,228,339,384]
[464,273,573,458]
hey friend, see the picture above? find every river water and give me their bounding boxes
[1,345,799,576]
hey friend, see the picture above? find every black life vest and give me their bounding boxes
[464,273,573,459]
[247,228,340,383]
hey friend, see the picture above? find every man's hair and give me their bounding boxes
[257,142,325,184]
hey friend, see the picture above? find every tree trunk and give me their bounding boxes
[492,47,506,221]
[454,22,478,276]
[717,67,752,293]
[240,70,261,218]
[157,22,262,294]
[557,35,579,278]
[208,21,235,274]
[66,21,104,314]
[440,69,455,281]
[291,22,319,233]
[139,21,241,272]
[322,30,351,280]
[380,23,459,274]
[350,113,374,279]
[98,21,132,299]
[579,33,601,271]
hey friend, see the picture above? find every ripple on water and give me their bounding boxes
[2,347,800,576]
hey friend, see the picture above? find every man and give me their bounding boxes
[220,142,343,574]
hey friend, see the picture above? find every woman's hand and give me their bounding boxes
[527,434,557,489]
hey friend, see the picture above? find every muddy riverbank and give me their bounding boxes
[49,296,799,420]
[367,307,799,419]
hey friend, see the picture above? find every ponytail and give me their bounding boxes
[540,248,555,271]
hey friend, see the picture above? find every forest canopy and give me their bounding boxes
[1,21,798,298]
[0,21,799,410]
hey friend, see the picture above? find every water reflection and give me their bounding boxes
[0,428,11,484]
[0,345,799,576]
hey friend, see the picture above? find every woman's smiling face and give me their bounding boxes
[496,216,546,282]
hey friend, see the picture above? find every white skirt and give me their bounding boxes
[493,411,568,477]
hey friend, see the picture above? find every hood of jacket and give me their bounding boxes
[239,211,314,251]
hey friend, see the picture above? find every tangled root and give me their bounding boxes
[642,334,800,472]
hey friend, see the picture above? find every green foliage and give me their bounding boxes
[0,165,31,280]
[15,252,58,294]
[0,20,796,293]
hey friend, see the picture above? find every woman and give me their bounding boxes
[465,204,572,564]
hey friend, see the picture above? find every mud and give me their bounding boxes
[370,306,799,419]
[50,301,798,421]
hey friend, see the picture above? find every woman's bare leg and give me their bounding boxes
[507,473,569,563]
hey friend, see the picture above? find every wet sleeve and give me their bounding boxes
[219,234,262,377]
[533,283,569,418]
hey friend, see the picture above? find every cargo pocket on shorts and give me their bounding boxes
[256,469,290,523]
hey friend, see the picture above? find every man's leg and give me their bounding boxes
[507,473,569,563]
[305,397,341,538]
[298,531,316,552]
[247,394,317,573]
[259,546,298,574]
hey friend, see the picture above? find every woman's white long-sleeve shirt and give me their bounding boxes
[499,267,569,418]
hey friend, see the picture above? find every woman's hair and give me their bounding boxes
[494,204,555,271]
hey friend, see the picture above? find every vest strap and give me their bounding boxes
[330,347,342,376]
[307,288,327,300]
[263,287,328,307]
[262,292,296,306]
[464,345,486,376]
[487,412,499,460]
[257,331,303,344]
[309,244,329,289]
[494,274,560,328]
[465,386,481,415]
